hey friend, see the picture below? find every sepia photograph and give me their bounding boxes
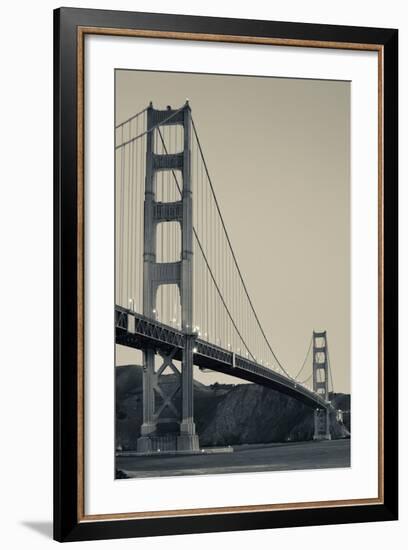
[52,7,398,542]
[114,68,351,479]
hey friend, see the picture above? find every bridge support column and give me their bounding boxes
[176,103,199,452]
[313,408,332,441]
[137,348,157,453]
[177,334,199,451]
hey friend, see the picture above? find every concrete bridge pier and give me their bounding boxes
[313,408,332,441]
[177,333,200,451]
[136,348,157,453]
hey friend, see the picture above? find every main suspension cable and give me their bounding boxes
[191,116,292,379]
[156,127,256,361]
[116,105,185,150]
[294,336,313,380]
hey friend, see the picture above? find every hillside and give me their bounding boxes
[116,365,350,450]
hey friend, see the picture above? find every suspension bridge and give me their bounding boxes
[115,101,339,453]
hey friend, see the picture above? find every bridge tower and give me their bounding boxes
[137,102,200,453]
[312,330,332,440]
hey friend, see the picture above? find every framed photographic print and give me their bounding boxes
[54,7,398,542]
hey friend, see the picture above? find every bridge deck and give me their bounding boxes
[115,306,331,410]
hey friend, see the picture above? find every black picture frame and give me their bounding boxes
[54,7,398,542]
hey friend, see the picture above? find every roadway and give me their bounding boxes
[115,306,332,409]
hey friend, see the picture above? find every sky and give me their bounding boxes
[115,69,350,393]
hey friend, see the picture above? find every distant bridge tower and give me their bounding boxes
[312,330,332,440]
[137,102,200,453]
